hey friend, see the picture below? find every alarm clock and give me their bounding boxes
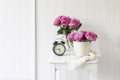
[53,38,66,56]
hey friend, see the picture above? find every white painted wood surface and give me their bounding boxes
[49,54,98,80]
[0,0,35,80]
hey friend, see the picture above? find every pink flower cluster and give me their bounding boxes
[67,31,98,42]
[53,15,82,28]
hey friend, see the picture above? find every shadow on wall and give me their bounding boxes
[98,31,119,80]
[82,22,120,80]
[118,37,120,79]
[97,30,119,80]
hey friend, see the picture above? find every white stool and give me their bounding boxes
[48,54,98,80]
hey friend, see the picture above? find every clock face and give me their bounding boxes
[53,43,66,56]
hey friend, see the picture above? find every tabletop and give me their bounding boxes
[48,53,98,64]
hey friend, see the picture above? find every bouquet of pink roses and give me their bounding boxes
[53,15,82,37]
[67,31,98,42]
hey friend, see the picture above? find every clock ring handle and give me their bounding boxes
[55,38,65,42]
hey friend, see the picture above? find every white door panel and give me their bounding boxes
[0,0,35,80]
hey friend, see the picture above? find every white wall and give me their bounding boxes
[36,0,120,80]
[0,0,35,80]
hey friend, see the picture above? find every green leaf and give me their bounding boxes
[73,27,80,31]
[57,28,63,34]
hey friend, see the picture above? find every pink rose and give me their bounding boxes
[53,16,62,26]
[85,31,98,41]
[74,32,85,41]
[67,32,77,41]
[69,18,82,28]
[80,31,87,34]
[60,16,71,26]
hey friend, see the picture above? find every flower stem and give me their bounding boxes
[66,39,70,48]
[70,41,73,47]
[65,34,71,48]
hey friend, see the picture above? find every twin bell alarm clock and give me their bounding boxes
[53,38,66,56]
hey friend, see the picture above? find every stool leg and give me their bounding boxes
[90,70,97,80]
[50,64,56,80]
[59,69,61,80]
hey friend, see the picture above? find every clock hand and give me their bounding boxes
[55,48,61,52]
[58,48,61,52]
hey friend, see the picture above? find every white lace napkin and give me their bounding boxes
[66,50,100,70]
